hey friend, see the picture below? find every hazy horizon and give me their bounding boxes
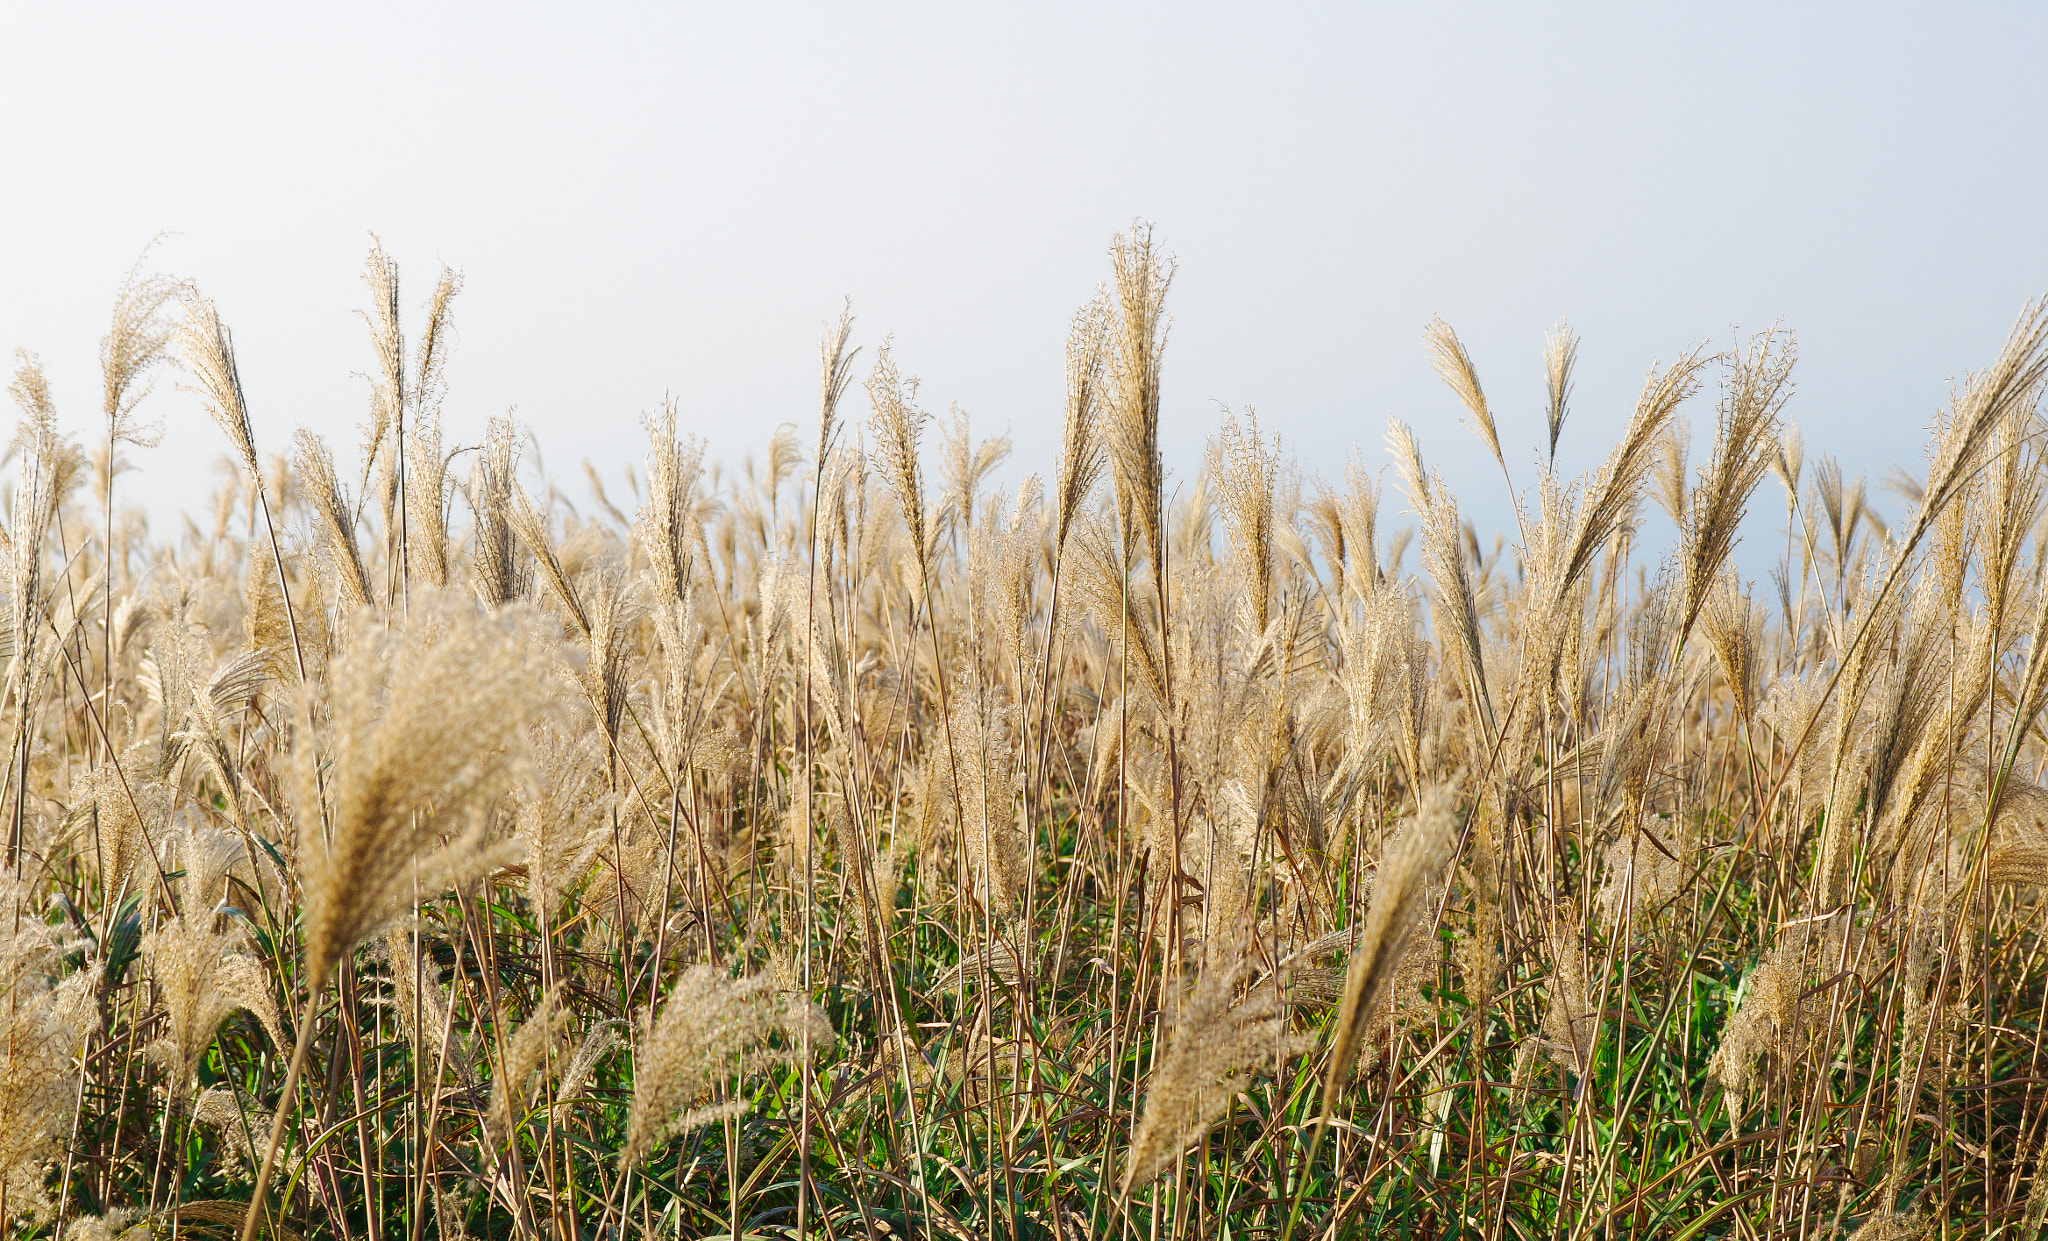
[4,3,2044,566]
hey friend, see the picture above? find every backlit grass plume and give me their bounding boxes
[1544,320,1577,461]
[141,907,281,1101]
[1676,327,1794,638]
[1124,955,1313,1192]
[620,964,832,1169]
[866,340,931,590]
[98,249,182,456]
[1320,783,1459,1111]
[1425,316,1501,469]
[293,427,374,611]
[1107,222,1172,574]
[1055,291,1110,549]
[0,871,92,1225]
[172,295,259,478]
[297,589,545,982]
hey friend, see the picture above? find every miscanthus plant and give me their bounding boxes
[2,230,2046,1240]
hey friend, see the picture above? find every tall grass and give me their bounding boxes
[3,231,2047,1240]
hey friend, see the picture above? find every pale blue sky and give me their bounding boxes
[3,3,2043,560]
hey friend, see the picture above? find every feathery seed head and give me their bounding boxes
[173,294,260,476]
[1535,912,1599,1076]
[866,340,932,590]
[293,429,374,612]
[1989,839,2048,889]
[55,1211,143,1241]
[1772,424,1804,514]
[296,589,544,988]
[485,987,571,1150]
[1390,420,1490,718]
[1897,297,2048,562]
[412,265,462,420]
[1700,576,1765,723]
[1676,327,1795,639]
[8,354,86,604]
[99,247,183,446]
[938,405,1011,544]
[405,409,453,588]
[638,398,706,605]
[378,929,476,1089]
[936,685,1025,916]
[470,414,531,608]
[1424,317,1501,466]
[1321,783,1458,1117]
[1555,348,1707,601]
[816,301,859,462]
[141,909,283,1100]
[516,725,612,922]
[1124,955,1313,1192]
[0,871,93,1224]
[1056,291,1112,547]
[507,485,590,634]
[72,766,169,904]
[1107,224,1173,573]
[1653,418,1689,529]
[191,1086,268,1175]
[621,964,832,1169]
[1544,320,1578,461]
[356,241,405,478]
[1217,408,1279,633]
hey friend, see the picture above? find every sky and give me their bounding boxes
[2,2,2044,569]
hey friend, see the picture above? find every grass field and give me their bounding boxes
[5,230,2047,1239]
